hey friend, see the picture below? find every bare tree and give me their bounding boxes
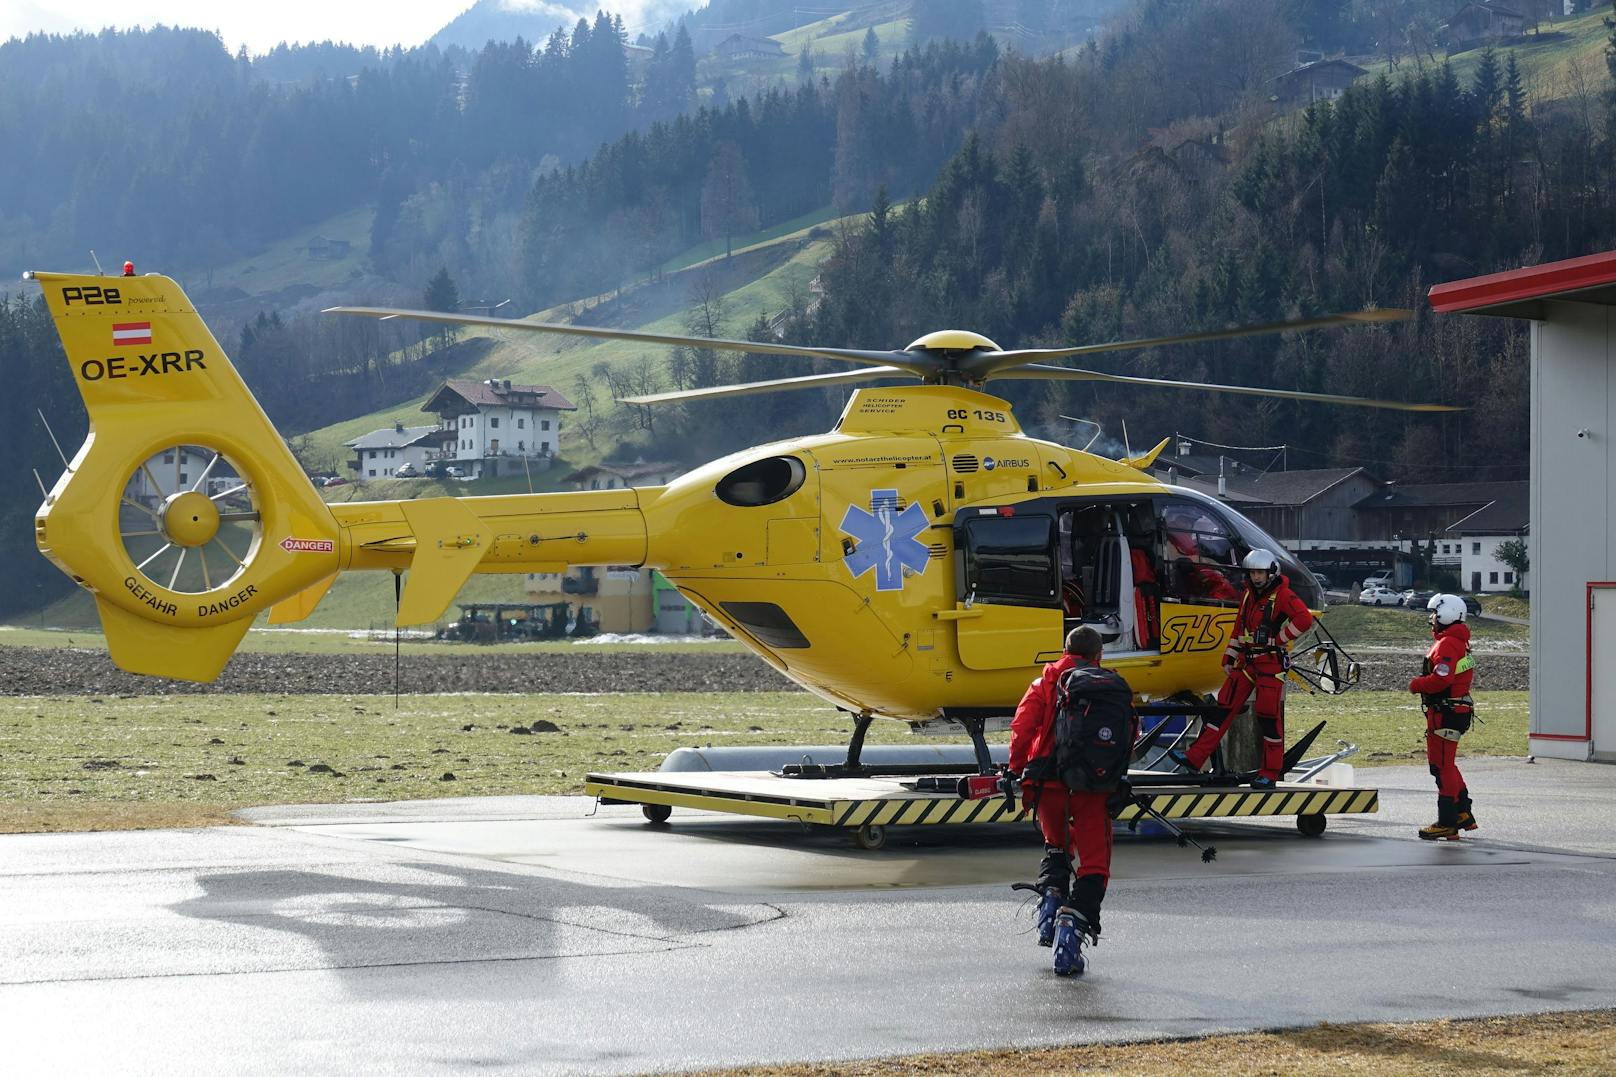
[700,141,759,259]
[572,372,601,451]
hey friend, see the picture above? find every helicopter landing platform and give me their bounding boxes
[583,770,1379,849]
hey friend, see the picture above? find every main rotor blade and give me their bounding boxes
[991,363,1461,412]
[325,306,927,373]
[618,366,914,405]
[971,309,1413,376]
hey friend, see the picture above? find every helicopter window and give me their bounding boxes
[1157,490,1324,608]
[716,456,807,507]
[1159,497,1241,605]
[720,601,809,649]
[963,515,1057,606]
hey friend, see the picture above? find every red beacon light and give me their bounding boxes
[122,261,135,276]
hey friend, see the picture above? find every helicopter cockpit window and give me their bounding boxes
[1221,508,1324,609]
[715,456,807,507]
[963,515,1057,606]
[1157,489,1324,609]
[1159,498,1242,606]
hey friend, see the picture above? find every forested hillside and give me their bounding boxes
[5,0,1616,621]
[542,0,1616,486]
[0,14,689,287]
[806,39,1590,482]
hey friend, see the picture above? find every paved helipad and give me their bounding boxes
[4,758,1615,1075]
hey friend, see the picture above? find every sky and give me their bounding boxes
[0,0,673,54]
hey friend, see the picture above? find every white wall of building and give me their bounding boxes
[441,403,563,478]
[358,442,433,479]
[1530,301,1611,760]
[1458,534,1529,593]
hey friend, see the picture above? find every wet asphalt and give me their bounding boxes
[3,757,1614,1075]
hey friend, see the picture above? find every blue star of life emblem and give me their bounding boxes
[839,488,931,591]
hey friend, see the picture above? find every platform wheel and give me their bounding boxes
[1296,812,1327,838]
[642,803,673,824]
[852,823,887,851]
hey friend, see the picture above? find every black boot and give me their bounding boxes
[1034,846,1071,948]
[1069,873,1106,940]
[1419,796,1460,841]
[1036,845,1072,897]
[1455,788,1478,832]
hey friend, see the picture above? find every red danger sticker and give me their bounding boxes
[280,537,334,553]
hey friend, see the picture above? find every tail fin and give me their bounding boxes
[29,270,338,681]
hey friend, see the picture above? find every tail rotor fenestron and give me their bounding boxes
[118,444,263,596]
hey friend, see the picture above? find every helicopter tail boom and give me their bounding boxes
[29,270,658,682]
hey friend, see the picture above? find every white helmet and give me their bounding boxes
[1240,548,1279,572]
[1427,593,1466,625]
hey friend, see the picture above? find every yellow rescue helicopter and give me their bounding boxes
[26,267,1451,772]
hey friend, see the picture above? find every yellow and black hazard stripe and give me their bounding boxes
[585,772,1378,830]
[1119,787,1378,822]
[829,796,1024,828]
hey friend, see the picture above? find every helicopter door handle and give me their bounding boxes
[934,608,985,621]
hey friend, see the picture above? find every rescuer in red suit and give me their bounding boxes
[1409,593,1478,840]
[1130,547,1160,648]
[1008,626,1128,942]
[1173,559,1239,602]
[1163,506,1240,603]
[1170,548,1313,788]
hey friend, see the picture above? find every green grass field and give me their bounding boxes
[1360,9,1616,102]
[184,206,373,296]
[1479,593,1531,620]
[0,689,1526,833]
[659,204,838,275]
[1316,603,1528,647]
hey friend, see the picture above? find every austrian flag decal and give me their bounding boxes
[112,322,152,347]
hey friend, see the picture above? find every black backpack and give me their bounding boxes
[1052,665,1137,792]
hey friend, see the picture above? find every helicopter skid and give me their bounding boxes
[583,768,1378,850]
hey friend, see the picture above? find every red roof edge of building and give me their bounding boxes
[1428,249,1616,314]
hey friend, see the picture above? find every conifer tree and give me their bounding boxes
[424,267,460,351]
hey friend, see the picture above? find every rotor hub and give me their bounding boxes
[160,490,221,548]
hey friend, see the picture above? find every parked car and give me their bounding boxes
[1362,572,1392,590]
[423,460,447,479]
[444,465,466,479]
[322,476,348,487]
[1403,589,1436,609]
[1311,571,1333,591]
[1463,595,1483,618]
[1358,585,1401,606]
[394,463,419,478]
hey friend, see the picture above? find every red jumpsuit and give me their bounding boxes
[1009,655,1117,894]
[1182,574,1313,780]
[1131,548,1160,649]
[1408,621,1476,826]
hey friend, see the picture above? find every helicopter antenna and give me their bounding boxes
[392,570,403,710]
[32,468,48,500]
[38,409,70,471]
[1122,419,1131,459]
[89,249,105,275]
[1059,414,1105,453]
